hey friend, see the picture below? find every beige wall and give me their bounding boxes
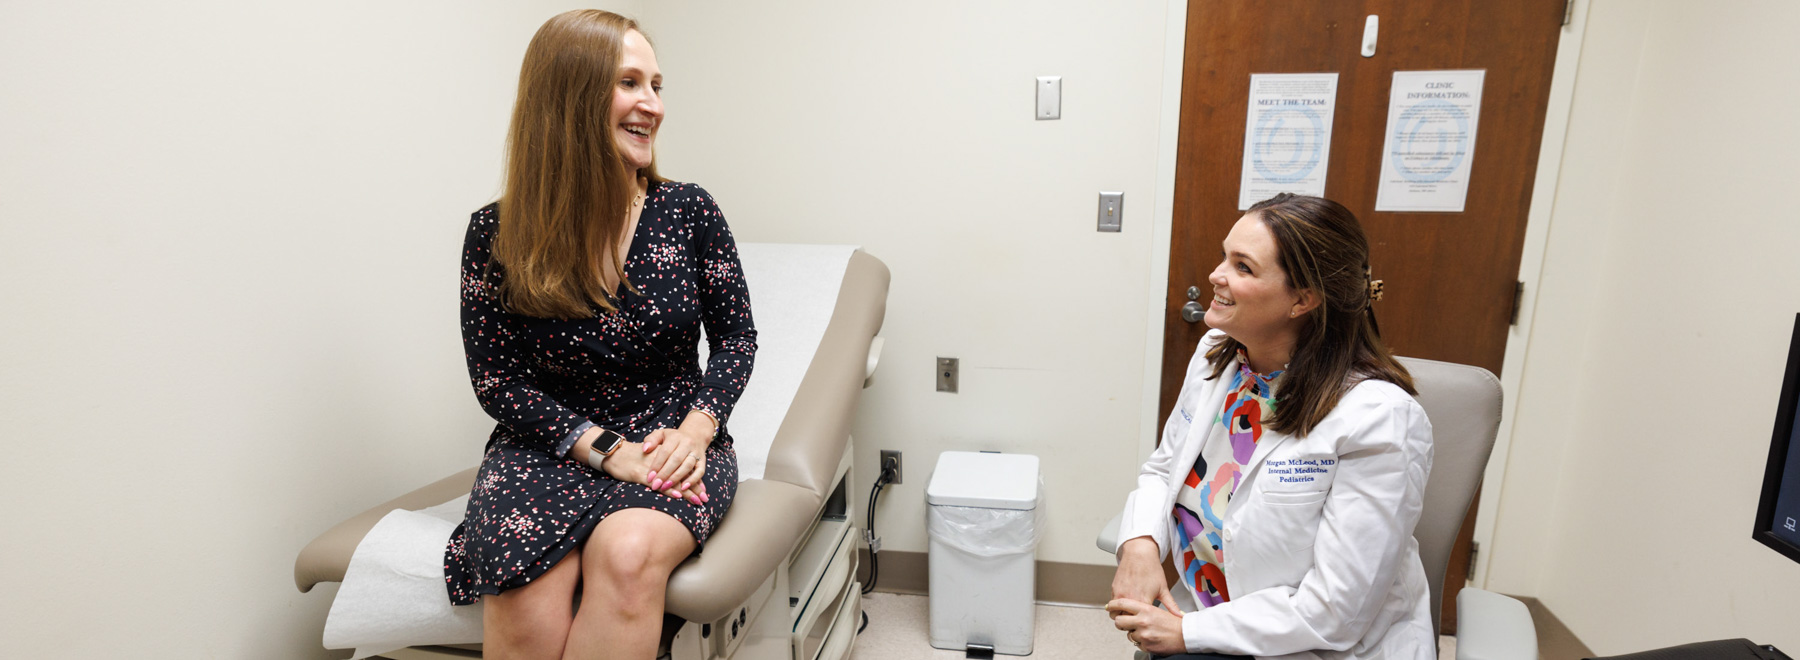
[9,0,1800,656]
[0,1,630,657]
[1486,0,1800,652]
[634,0,1175,566]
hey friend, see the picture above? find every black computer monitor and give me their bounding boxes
[1753,314,1800,564]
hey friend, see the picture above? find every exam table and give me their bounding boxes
[295,247,889,660]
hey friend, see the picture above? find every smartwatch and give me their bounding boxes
[585,428,627,473]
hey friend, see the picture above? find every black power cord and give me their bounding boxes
[858,456,900,635]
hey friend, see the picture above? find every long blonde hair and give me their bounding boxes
[491,10,662,318]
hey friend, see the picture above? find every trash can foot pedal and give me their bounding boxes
[965,643,995,659]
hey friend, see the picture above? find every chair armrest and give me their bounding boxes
[294,468,478,593]
[665,479,821,622]
[1455,587,1538,660]
[1098,512,1122,555]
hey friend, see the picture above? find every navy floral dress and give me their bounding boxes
[444,181,756,605]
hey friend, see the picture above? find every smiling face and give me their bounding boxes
[610,29,662,173]
[1205,213,1315,361]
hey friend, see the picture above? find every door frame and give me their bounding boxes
[1135,0,1596,591]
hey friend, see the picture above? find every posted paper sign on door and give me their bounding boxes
[1238,73,1339,210]
[1375,70,1486,212]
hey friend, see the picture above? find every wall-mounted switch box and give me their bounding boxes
[936,357,959,393]
[1098,192,1123,232]
[1036,76,1061,120]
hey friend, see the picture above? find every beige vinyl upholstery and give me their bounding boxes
[759,251,889,498]
[295,250,890,627]
[1393,356,1502,636]
[295,468,477,594]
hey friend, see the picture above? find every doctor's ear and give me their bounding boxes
[1288,289,1322,319]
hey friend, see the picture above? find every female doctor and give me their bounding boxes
[1108,193,1435,660]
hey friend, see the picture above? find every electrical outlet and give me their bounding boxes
[937,357,959,393]
[880,450,903,485]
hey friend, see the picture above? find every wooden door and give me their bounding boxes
[1159,0,1566,634]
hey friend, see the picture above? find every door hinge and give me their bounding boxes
[1563,0,1575,26]
[1467,540,1481,581]
[1509,281,1525,326]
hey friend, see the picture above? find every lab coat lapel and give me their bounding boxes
[1166,361,1235,513]
[1182,371,1234,463]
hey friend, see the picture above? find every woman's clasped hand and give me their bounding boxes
[1110,536,1179,613]
[574,425,711,506]
[642,424,713,503]
[1108,536,1184,655]
[1107,597,1185,656]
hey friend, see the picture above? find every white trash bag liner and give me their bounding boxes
[925,477,1047,557]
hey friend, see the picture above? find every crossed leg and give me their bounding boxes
[563,507,698,659]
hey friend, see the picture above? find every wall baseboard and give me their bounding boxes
[857,549,1115,607]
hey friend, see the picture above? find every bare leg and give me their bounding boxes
[482,548,582,660]
[563,508,697,660]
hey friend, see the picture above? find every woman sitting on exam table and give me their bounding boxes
[1108,194,1434,660]
[441,10,757,660]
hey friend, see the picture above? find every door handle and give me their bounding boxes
[1181,286,1207,323]
[1181,301,1206,323]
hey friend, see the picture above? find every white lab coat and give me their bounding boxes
[1116,330,1435,660]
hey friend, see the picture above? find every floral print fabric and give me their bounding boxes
[1170,351,1280,608]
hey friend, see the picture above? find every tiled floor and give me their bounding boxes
[849,593,1457,659]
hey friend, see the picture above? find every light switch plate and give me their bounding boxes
[1098,192,1123,232]
[1036,76,1061,120]
[936,357,959,393]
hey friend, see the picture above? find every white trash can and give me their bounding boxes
[926,451,1043,656]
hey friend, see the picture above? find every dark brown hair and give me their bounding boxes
[491,10,662,318]
[1205,193,1416,436]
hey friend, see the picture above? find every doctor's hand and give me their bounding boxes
[1112,537,1181,617]
[1106,597,1185,656]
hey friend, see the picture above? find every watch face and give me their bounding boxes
[598,430,625,455]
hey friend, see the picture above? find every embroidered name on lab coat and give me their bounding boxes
[1264,458,1335,484]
